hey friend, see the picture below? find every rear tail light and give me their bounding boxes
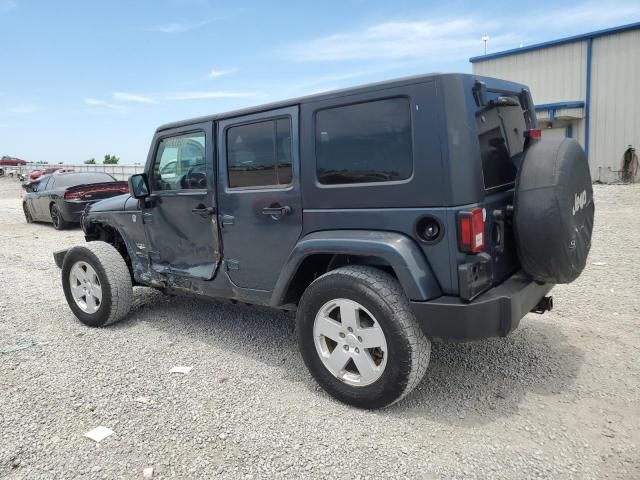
[525,128,542,140]
[64,185,129,200]
[458,208,485,253]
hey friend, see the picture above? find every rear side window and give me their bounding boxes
[226,118,292,188]
[315,97,413,185]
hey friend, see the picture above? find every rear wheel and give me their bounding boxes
[297,265,431,409]
[23,203,33,223]
[50,204,70,230]
[61,241,132,327]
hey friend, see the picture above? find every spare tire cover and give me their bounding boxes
[514,137,594,284]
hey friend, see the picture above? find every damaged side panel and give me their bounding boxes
[82,210,159,286]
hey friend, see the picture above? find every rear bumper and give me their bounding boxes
[58,201,89,223]
[411,272,554,340]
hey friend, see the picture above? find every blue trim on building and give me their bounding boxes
[534,101,584,111]
[584,38,593,161]
[566,125,573,138]
[469,21,640,63]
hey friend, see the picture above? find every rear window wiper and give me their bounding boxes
[489,96,520,107]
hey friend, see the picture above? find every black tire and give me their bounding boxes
[61,241,132,327]
[23,203,33,223]
[514,138,594,284]
[50,204,70,230]
[297,265,430,409]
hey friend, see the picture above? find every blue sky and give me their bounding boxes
[1,0,639,164]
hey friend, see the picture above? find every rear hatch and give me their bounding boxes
[64,182,129,202]
[459,83,538,299]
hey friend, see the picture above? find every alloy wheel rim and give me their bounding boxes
[69,261,103,314]
[313,298,388,387]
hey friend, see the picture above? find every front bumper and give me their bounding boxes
[411,272,553,341]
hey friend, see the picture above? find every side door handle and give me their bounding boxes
[262,204,292,218]
[191,206,216,216]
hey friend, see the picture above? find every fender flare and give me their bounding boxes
[270,230,442,306]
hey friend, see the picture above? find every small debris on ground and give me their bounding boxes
[217,376,229,383]
[135,397,151,405]
[1,341,47,354]
[591,261,607,266]
[83,426,114,443]
[143,466,154,479]
[169,366,193,375]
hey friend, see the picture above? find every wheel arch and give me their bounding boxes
[270,230,442,307]
[83,221,137,282]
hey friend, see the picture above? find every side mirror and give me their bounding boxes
[128,173,150,199]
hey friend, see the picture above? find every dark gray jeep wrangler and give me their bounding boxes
[54,73,594,409]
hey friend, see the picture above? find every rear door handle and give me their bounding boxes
[191,206,216,216]
[262,205,292,217]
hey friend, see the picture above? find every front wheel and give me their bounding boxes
[297,265,431,409]
[61,241,132,327]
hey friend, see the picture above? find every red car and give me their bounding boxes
[28,167,74,182]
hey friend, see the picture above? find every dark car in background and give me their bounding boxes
[22,172,128,229]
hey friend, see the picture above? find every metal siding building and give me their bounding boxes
[470,22,640,183]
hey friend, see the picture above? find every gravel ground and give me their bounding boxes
[0,177,639,479]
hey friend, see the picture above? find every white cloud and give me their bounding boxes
[113,92,156,104]
[0,0,16,13]
[167,91,261,101]
[148,19,212,34]
[285,18,499,62]
[293,64,406,90]
[208,67,238,79]
[84,98,127,113]
[8,104,36,114]
[284,2,640,62]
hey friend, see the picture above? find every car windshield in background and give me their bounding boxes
[53,173,116,188]
[477,94,527,191]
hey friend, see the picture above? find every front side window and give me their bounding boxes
[151,132,206,191]
[315,97,413,185]
[226,117,292,188]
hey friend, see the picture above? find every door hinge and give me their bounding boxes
[224,259,240,271]
[221,214,235,226]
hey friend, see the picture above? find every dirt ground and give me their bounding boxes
[0,176,639,479]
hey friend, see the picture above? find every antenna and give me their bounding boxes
[482,34,489,55]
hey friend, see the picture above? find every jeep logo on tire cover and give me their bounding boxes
[572,190,588,216]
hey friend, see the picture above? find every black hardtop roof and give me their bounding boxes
[157,72,483,132]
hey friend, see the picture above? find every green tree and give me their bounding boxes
[103,154,120,165]
[84,158,96,165]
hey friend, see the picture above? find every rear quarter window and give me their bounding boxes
[315,97,413,185]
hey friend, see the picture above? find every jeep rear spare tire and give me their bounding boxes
[514,137,594,284]
[61,241,132,327]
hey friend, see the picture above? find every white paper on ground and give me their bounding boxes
[84,426,114,442]
[169,366,193,374]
